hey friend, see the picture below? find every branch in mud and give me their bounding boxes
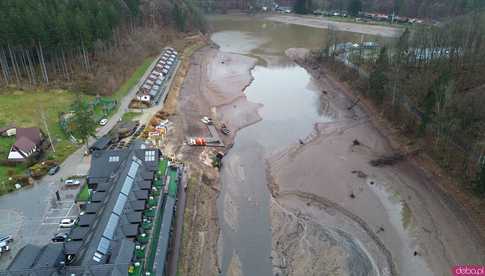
[370,153,405,167]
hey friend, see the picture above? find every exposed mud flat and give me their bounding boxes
[216,97,263,135]
[271,195,389,276]
[268,14,403,38]
[174,45,260,275]
[227,250,243,276]
[266,49,485,275]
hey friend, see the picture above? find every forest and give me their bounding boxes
[316,10,485,194]
[0,0,205,91]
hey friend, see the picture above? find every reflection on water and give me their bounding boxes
[212,15,386,276]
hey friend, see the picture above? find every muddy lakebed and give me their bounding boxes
[208,15,485,276]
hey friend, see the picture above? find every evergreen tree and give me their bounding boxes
[293,0,310,15]
[369,47,389,105]
[347,0,362,17]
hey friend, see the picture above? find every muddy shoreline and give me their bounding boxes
[265,48,485,275]
[267,14,403,38]
[172,43,260,275]
[177,20,484,275]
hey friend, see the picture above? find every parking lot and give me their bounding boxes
[0,177,82,269]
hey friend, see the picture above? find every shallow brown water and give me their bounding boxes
[211,15,389,276]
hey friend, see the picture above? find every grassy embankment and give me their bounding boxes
[0,56,156,195]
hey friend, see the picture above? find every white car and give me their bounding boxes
[65,179,81,186]
[162,69,169,75]
[201,116,213,125]
[99,119,108,126]
[59,218,77,228]
[167,61,173,66]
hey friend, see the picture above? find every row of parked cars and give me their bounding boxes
[138,47,178,103]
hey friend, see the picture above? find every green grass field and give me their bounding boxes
[0,136,15,158]
[76,184,90,202]
[121,111,142,122]
[0,56,157,195]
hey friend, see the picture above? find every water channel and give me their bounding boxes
[211,15,386,275]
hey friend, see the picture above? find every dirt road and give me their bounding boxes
[268,14,403,38]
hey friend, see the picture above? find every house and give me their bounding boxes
[8,127,43,162]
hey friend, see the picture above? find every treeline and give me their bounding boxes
[318,11,485,194]
[0,0,206,88]
[310,0,485,18]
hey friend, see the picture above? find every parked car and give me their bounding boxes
[52,232,68,243]
[48,165,60,175]
[99,118,108,126]
[0,235,13,244]
[64,179,81,186]
[201,116,213,125]
[59,218,77,228]
[162,69,169,75]
[0,241,10,254]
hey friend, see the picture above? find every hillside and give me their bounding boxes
[0,0,206,94]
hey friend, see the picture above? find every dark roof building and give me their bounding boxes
[90,136,113,152]
[6,141,161,275]
[7,127,44,162]
[7,243,64,272]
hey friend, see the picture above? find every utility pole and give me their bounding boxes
[40,107,56,153]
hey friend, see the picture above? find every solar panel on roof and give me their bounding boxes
[113,194,128,215]
[103,214,120,240]
[97,237,110,255]
[145,150,156,162]
[121,176,134,196]
[128,162,139,178]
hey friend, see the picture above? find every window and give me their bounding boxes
[109,156,119,162]
[145,150,156,162]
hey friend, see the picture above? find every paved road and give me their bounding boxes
[0,53,166,268]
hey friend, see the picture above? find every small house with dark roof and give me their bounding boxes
[7,127,44,162]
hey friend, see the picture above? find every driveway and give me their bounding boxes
[0,53,171,269]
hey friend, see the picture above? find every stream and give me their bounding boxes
[211,15,385,276]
